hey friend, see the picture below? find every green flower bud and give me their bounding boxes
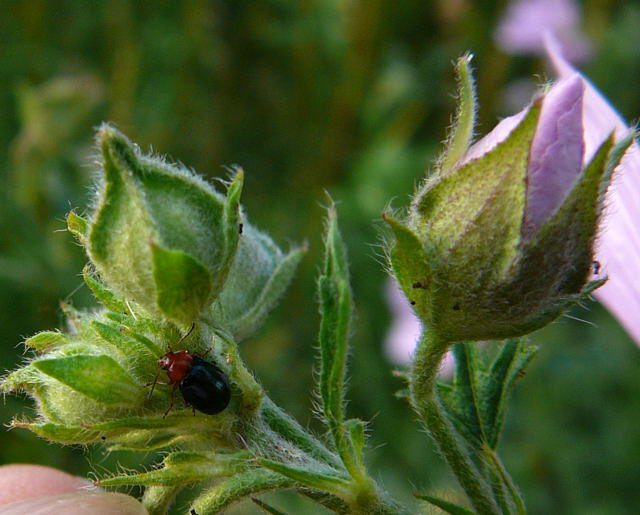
[80,124,243,324]
[211,222,306,341]
[1,290,237,446]
[385,58,632,342]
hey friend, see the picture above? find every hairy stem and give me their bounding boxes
[410,329,501,514]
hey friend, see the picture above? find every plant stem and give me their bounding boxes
[410,329,501,515]
[484,447,526,515]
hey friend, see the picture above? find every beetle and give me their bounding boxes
[147,324,231,417]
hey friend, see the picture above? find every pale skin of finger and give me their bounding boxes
[0,465,146,514]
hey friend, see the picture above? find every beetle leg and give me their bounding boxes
[163,386,177,418]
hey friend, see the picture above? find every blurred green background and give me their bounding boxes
[1,1,639,513]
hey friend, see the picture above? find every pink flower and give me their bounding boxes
[459,73,587,238]
[385,279,454,375]
[546,37,640,345]
[495,0,590,63]
[385,42,638,360]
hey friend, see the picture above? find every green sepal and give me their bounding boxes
[143,486,182,515]
[415,105,540,340]
[9,420,102,444]
[212,223,305,341]
[345,418,367,465]
[151,243,213,324]
[382,213,434,327]
[411,102,539,251]
[435,53,477,176]
[252,497,289,515]
[24,331,69,351]
[90,319,164,358]
[220,168,244,293]
[32,355,141,406]
[492,134,630,336]
[190,469,293,515]
[259,459,349,495]
[66,210,88,244]
[82,266,128,314]
[415,493,474,515]
[98,451,250,487]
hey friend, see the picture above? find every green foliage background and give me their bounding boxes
[0,1,638,513]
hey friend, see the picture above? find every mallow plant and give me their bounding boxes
[2,52,635,514]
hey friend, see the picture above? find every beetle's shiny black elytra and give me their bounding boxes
[147,325,231,417]
[179,355,231,415]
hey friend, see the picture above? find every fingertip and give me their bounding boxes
[0,465,94,505]
[0,492,147,515]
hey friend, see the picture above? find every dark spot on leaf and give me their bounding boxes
[453,304,460,311]
[412,281,427,289]
[238,223,243,234]
[410,300,416,305]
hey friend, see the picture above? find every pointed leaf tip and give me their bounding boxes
[438,53,477,174]
[151,243,213,324]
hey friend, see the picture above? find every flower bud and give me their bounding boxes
[385,57,632,342]
[78,125,243,324]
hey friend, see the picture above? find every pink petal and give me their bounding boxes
[385,279,422,364]
[524,75,585,235]
[495,0,591,63]
[458,110,527,167]
[384,280,454,377]
[546,37,640,346]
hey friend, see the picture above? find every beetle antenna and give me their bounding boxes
[175,322,196,348]
[147,368,161,400]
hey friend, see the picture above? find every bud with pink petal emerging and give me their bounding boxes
[384,56,632,343]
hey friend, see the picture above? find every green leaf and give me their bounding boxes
[33,355,140,406]
[438,53,477,175]
[190,469,293,515]
[439,339,538,451]
[483,339,538,448]
[261,399,341,469]
[318,206,363,477]
[151,243,213,324]
[449,343,487,444]
[415,493,474,515]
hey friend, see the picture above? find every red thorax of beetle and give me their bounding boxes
[159,350,194,385]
